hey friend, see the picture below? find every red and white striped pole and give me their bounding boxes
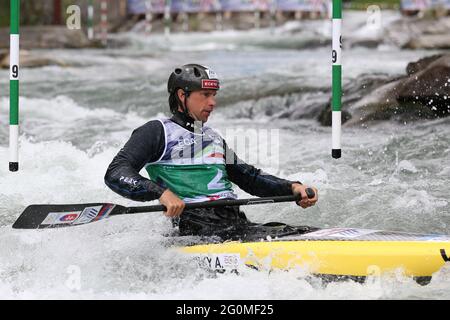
[87,0,94,40]
[100,0,108,46]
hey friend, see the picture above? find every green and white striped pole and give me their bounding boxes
[164,0,171,37]
[270,0,276,34]
[10,0,20,172]
[331,0,342,159]
[254,9,261,29]
[145,0,153,34]
[214,0,222,31]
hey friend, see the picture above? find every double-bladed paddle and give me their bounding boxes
[12,188,315,229]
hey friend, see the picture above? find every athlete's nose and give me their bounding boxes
[208,95,216,108]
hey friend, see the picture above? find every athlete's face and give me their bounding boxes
[177,89,217,122]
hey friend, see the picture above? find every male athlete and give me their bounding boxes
[105,64,318,240]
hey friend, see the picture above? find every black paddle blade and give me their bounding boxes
[12,203,126,229]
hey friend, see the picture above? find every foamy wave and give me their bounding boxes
[392,189,448,211]
[0,96,149,148]
[397,160,419,174]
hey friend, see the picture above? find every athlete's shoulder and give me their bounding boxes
[132,118,167,136]
[143,118,170,128]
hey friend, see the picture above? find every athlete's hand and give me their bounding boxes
[291,183,318,209]
[159,189,185,217]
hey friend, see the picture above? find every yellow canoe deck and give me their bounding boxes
[180,228,450,277]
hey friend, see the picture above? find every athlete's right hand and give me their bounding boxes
[159,189,185,217]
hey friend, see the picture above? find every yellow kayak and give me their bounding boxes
[180,228,450,283]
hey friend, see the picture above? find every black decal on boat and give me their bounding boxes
[215,257,223,269]
[440,249,450,262]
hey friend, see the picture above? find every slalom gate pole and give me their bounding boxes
[215,11,222,31]
[100,0,108,46]
[270,0,276,34]
[9,0,20,172]
[145,0,153,34]
[164,0,171,37]
[254,10,260,29]
[87,0,94,40]
[215,0,222,31]
[331,0,342,159]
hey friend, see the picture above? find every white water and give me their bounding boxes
[0,12,449,299]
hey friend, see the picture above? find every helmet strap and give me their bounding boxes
[174,90,196,129]
[183,91,191,118]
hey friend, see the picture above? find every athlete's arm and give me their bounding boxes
[104,120,167,201]
[224,141,300,197]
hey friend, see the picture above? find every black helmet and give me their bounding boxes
[167,64,220,95]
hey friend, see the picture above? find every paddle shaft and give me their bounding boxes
[122,188,316,215]
[123,194,301,214]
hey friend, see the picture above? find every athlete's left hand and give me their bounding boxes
[291,183,318,209]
